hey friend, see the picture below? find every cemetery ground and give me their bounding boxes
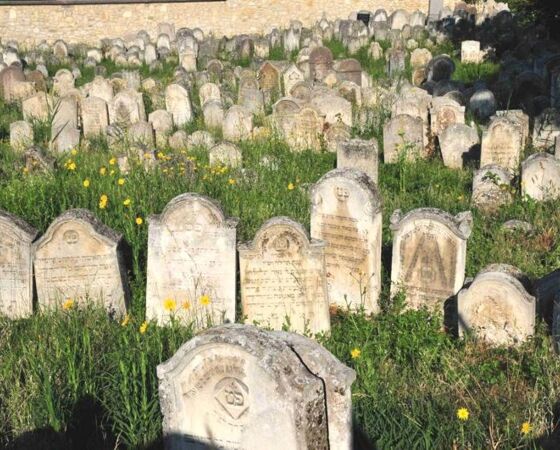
[0,38,559,450]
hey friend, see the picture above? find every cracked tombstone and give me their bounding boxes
[310,168,382,314]
[390,208,473,311]
[238,217,330,334]
[146,194,238,329]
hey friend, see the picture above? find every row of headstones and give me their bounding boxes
[1,167,557,348]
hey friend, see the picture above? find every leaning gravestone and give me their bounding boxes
[336,138,379,183]
[480,117,523,171]
[310,169,382,314]
[521,152,560,201]
[34,209,129,317]
[238,217,330,334]
[458,264,536,346]
[390,208,473,311]
[0,210,38,319]
[146,194,238,328]
[383,114,425,163]
[157,324,336,449]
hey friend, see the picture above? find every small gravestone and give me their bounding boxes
[495,110,530,146]
[469,89,497,121]
[157,324,331,450]
[82,96,109,138]
[34,209,129,316]
[53,69,75,97]
[480,116,523,171]
[202,100,225,130]
[310,93,352,127]
[198,82,221,107]
[458,264,535,346]
[258,61,281,93]
[223,105,253,141]
[334,58,362,86]
[109,89,146,127]
[146,194,238,328]
[165,84,193,126]
[0,210,38,319]
[336,138,379,183]
[390,208,473,311]
[439,123,479,169]
[148,109,173,147]
[128,121,155,148]
[387,48,406,77]
[383,114,425,163]
[309,46,333,81]
[51,96,79,153]
[10,121,33,152]
[89,76,114,103]
[426,55,455,82]
[461,40,483,64]
[410,48,432,69]
[238,217,330,334]
[521,153,560,201]
[238,77,264,115]
[310,169,382,314]
[472,164,514,214]
[209,142,242,168]
[22,92,51,121]
[286,107,324,152]
[0,66,25,102]
[430,97,465,136]
[283,64,304,97]
[533,108,560,150]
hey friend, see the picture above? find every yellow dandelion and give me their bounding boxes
[99,166,107,175]
[139,321,148,334]
[83,179,90,188]
[121,314,130,327]
[287,182,295,190]
[117,178,125,186]
[182,300,191,310]
[456,407,469,421]
[135,216,143,226]
[67,161,77,171]
[157,151,165,160]
[71,148,78,156]
[350,348,361,359]
[110,169,115,176]
[228,178,236,185]
[99,194,108,209]
[163,298,177,312]
[22,167,29,175]
[62,298,75,310]
[521,422,532,435]
[123,198,132,207]
[199,295,211,306]
[109,157,116,166]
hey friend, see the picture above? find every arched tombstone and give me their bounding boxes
[390,208,473,311]
[521,152,560,201]
[480,116,523,171]
[430,96,465,137]
[165,84,193,126]
[383,114,425,163]
[238,217,330,334]
[157,324,336,449]
[310,169,382,314]
[209,142,242,168]
[0,210,38,319]
[458,264,536,346]
[146,194,238,328]
[426,55,455,82]
[33,209,129,317]
[309,46,333,82]
[108,89,146,127]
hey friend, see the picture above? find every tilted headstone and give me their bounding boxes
[383,114,425,163]
[198,82,221,107]
[521,153,560,201]
[165,84,193,126]
[310,93,352,127]
[88,76,114,103]
[480,116,523,171]
[146,194,238,328]
[0,210,38,319]
[238,217,330,334]
[458,264,536,346]
[34,209,129,316]
[336,138,379,183]
[157,324,331,449]
[439,124,479,169]
[334,58,362,86]
[310,169,382,314]
[390,208,473,311]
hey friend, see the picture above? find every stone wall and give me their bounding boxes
[0,0,457,46]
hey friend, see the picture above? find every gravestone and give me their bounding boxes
[146,194,238,328]
[439,124,479,169]
[309,47,333,82]
[495,110,530,147]
[390,208,473,311]
[521,153,560,201]
[157,324,331,450]
[53,69,75,97]
[480,117,523,171]
[148,109,173,147]
[472,164,514,214]
[383,114,425,163]
[109,89,146,126]
[10,121,33,152]
[165,84,193,126]
[271,97,301,138]
[310,93,352,127]
[238,217,330,334]
[410,48,432,69]
[238,77,264,115]
[198,82,221,107]
[533,108,560,150]
[209,142,242,168]
[202,100,225,130]
[461,40,483,64]
[0,66,25,102]
[426,55,455,82]
[22,92,51,121]
[257,61,281,93]
[283,64,305,97]
[51,96,79,153]
[89,76,114,103]
[469,89,497,121]
[458,264,536,346]
[310,169,382,314]
[286,107,324,152]
[0,210,38,319]
[82,96,109,138]
[223,106,253,141]
[334,59,362,86]
[128,121,155,148]
[34,209,129,316]
[336,138,379,183]
[430,97,465,136]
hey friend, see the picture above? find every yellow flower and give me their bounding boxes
[135,216,143,226]
[139,321,148,334]
[182,300,191,310]
[110,169,115,176]
[521,422,532,435]
[350,348,361,359]
[163,298,177,312]
[99,194,108,209]
[22,167,29,174]
[99,166,107,175]
[71,148,78,156]
[157,151,165,160]
[457,407,469,421]
[83,179,90,188]
[123,198,131,207]
[121,314,130,327]
[62,298,75,310]
[117,178,125,186]
[287,182,295,190]
[67,161,77,171]
[199,295,211,306]
[228,178,236,185]
[109,157,116,166]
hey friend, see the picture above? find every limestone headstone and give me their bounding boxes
[472,164,514,214]
[383,114,425,163]
[165,84,193,126]
[430,97,465,136]
[283,64,305,97]
[82,96,109,138]
[309,46,333,81]
[461,40,483,64]
[521,153,560,201]
[336,138,379,183]
[533,108,560,150]
[209,142,242,168]
[10,121,33,152]
[439,123,479,169]
[480,116,523,171]
[223,105,253,141]
[108,89,146,126]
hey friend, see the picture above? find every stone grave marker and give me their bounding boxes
[282,64,305,97]
[336,138,379,183]
[521,153,560,201]
[51,96,80,153]
[461,40,483,63]
[223,105,253,141]
[383,114,425,163]
[165,84,193,126]
[472,164,514,214]
[82,96,109,138]
[439,123,479,169]
[334,58,362,86]
[198,82,221,107]
[309,46,333,81]
[209,142,242,168]
[480,116,523,171]
[286,107,324,152]
[22,92,51,121]
[430,97,465,137]
[109,89,146,127]
[10,121,33,152]
[533,108,560,150]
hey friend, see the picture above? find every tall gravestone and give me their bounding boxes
[310,169,382,314]
[336,138,379,183]
[390,208,473,311]
[34,209,129,317]
[0,210,38,319]
[238,217,330,334]
[146,194,238,328]
[165,84,193,126]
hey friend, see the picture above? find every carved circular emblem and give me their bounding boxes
[272,235,290,252]
[214,377,249,421]
[63,229,79,245]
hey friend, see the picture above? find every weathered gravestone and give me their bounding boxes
[461,40,483,64]
[439,123,479,169]
[198,82,221,107]
[336,138,379,183]
[238,217,330,334]
[51,96,80,153]
[521,152,560,201]
[283,64,305,97]
[390,208,473,311]
[383,114,425,163]
[458,264,536,346]
[209,142,242,168]
[430,97,465,137]
[480,117,523,171]
[0,210,38,319]
[10,121,33,152]
[109,89,146,126]
[146,194,238,328]
[533,108,560,150]
[223,105,253,141]
[22,92,51,121]
[334,58,362,86]
[88,76,114,103]
[148,109,173,146]
[472,164,514,214]
[310,169,382,314]
[157,324,343,449]
[495,110,530,147]
[82,96,109,138]
[309,46,333,81]
[34,209,129,316]
[0,66,25,102]
[165,84,193,126]
[427,55,455,82]
[285,107,324,152]
[238,76,264,115]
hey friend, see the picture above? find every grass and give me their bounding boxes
[0,35,559,450]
